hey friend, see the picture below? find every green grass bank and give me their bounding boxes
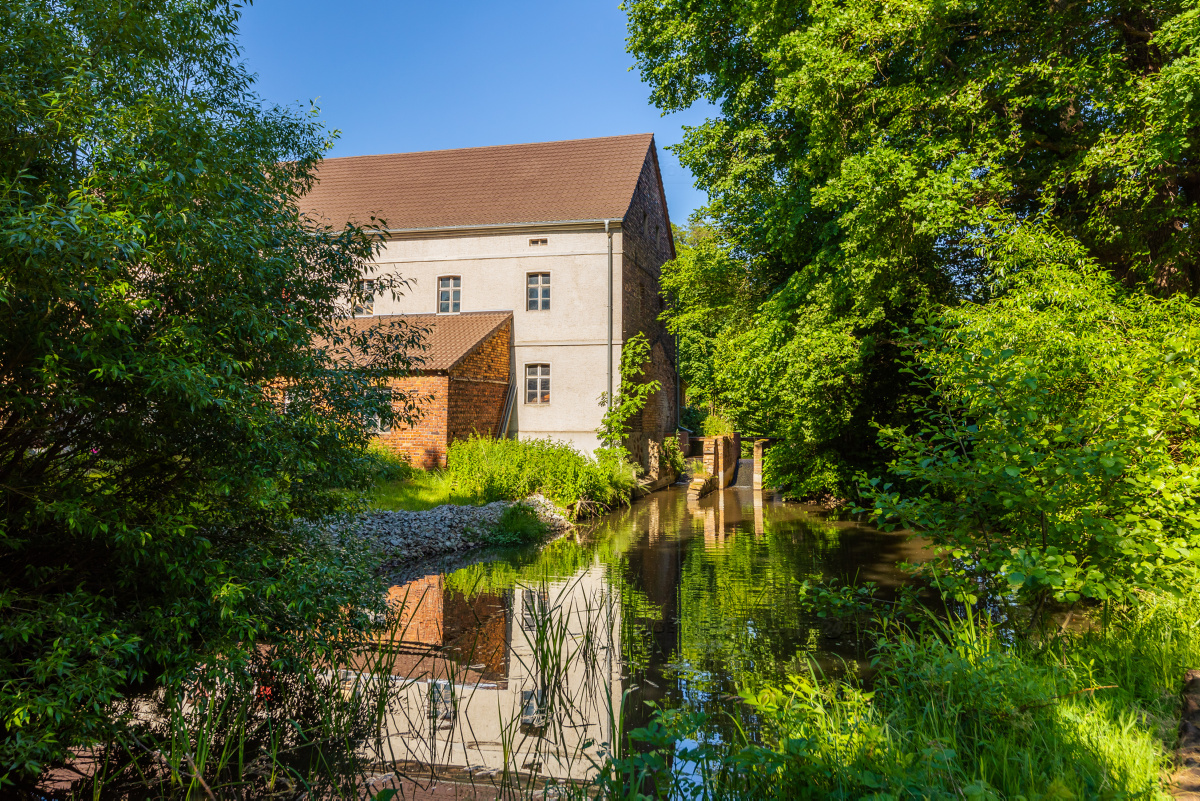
[367,436,637,518]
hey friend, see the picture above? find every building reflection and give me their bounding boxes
[374,567,622,784]
[360,486,929,793]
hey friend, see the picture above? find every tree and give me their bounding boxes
[870,228,1200,605]
[0,1,420,786]
[627,0,1200,495]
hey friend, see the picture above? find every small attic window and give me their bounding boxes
[529,238,548,246]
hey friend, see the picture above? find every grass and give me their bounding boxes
[368,469,486,511]
[446,435,637,516]
[596,591,1200,800]
[366,436,638,519]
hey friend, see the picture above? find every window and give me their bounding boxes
[520,688,547,733]
[372,388,393,434]
[521,589,548,631]
[353,279,375,317]
[437,276,460,314]
[525,364,550,404]
[428,679,455,727]
[527,273,550,311]
[529,238,548,246]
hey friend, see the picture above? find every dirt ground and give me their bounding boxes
[1174,669,1200,800]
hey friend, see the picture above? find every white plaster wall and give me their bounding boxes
[359,226,627,456]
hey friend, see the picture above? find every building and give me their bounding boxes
[302,133,678,466]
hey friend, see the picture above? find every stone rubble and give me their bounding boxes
[312,494,572,568]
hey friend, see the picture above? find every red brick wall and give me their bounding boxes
[372,320,511,468]
[451,320,511,382]
[373,375,449,469]
[448,320,511,445]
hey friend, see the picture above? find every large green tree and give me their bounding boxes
[0,0,420,786]
[629,0,1200,495]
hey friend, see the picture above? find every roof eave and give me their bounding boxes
[374,218,625,238]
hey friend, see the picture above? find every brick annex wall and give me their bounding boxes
[620,143,679,462]
[372,319,511,469]
[448,318,508,443]
[374,375,449,469]
[448,319,511,445]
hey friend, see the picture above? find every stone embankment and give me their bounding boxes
[313,494,572,568]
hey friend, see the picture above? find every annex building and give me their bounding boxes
[302,133,679,469]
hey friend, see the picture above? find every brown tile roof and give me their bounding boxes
[345,312,511,373]
[301,134,656,230]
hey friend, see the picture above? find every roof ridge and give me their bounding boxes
[318,133,654,164]
[303,134,660,230]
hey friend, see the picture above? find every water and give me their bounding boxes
[369,486,928,793]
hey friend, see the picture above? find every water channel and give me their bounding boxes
[368,481,929,796]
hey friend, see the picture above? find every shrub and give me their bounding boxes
[445,436,635,517]
[365,443,415,482]
[869,243,1200,604]
[0,1,422,786]
[661,436,687,476]
[476,502,550,547]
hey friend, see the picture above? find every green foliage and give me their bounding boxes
[368,469,485,511]
[660,436,687,476]
[869,238,1200,603]
[445,436,636,518]
[598,331,662,447]
[0,0,421,786]
[365,444,416,483]
[600,593,1198,799]
[476,502,551,548]
[700,412,734,437]
[763,447,850,502]
[628,0,1200,498]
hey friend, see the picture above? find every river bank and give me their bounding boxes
[312,494,573,568]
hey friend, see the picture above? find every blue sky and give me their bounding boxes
[236,0,713,223]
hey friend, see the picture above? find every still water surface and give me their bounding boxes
[372,484,928,791]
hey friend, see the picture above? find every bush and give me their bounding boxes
[661,436,687,476]
[0,2,422,786]
[476,502,551,547]
[869,241,1200,604]
[445,436,636,517]
[365,443,415,482]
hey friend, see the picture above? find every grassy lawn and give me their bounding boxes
[367,470,487,512]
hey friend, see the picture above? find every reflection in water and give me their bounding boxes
[369,486,928,794]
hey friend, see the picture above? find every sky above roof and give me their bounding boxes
[236,0,714,224]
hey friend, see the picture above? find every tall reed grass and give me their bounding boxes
[593,592,1200,799]
[446,436,637,517]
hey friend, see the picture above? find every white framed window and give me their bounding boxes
[524,364,550,404]
[353,279,375,316]
[521,589,547,631]
[437,276,461,314]
[372,388,393,434]
[529,238,548,246]
[526,273,550,311]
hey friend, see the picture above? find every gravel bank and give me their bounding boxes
[315,494,572,568]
